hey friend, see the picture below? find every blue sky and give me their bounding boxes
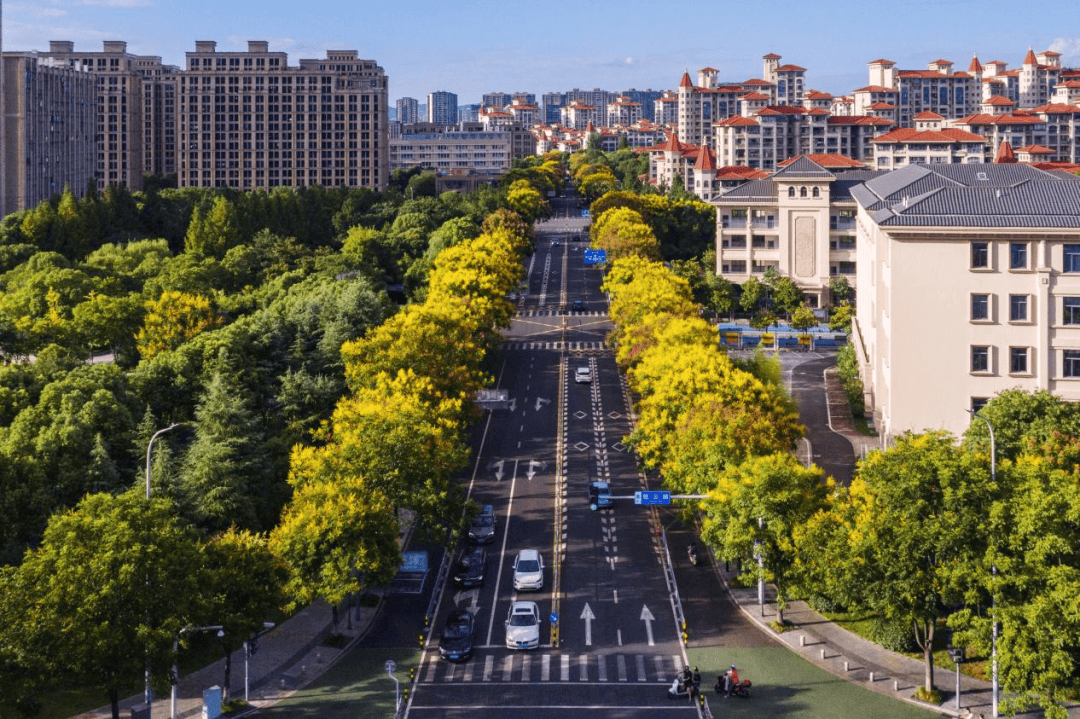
[5,0,1079,106]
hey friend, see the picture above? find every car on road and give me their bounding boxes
[574,366,592,384]
[439,609,475,662]
[467,505,496,544]
[552,240,560,247]
[512,549,544,591]
[452,545,486,587]
[504,601,541,650]
[572,299,585,312]
[589,480,613,510]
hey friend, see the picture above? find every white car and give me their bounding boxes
[574,366,592,384]
[512,549,544,591]
[505,601,541,650]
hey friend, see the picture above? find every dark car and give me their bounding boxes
[467,505,496,544]
[438,609,475,662]
[453,545,486,587]
[589,480,613,510]
[572,299,585,312]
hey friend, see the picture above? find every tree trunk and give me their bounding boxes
[222,648,232,705]
[914,618,935,692]
[109,688,120,719]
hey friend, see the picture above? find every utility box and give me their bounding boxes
[129,704,150,719]
[202,686,222,719]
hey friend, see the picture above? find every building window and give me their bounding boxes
[971,397,989,414]
[971,294,990,321]
[800,187,807,198]
[971,346,990,373]
[1065,244,1080,273]
[1009,242,1028,270]
[971,241,989,269]
[1065,349,1080,378]
[1009,294,1028,322]
[1064,297,1080,325]
[1010,347,1029,374]
[812,187,820,198]
[788,187,795,197]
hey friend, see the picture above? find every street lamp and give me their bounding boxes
[385,660,400,716]
[967,408,998,718]
[755,517,765,617]
[947,642,965,714]
[146,423,181,500]
[172,625,224,719]
[243,622,276,702]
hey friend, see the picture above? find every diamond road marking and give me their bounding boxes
[608,412,622,419]
[574,411,587,419]
[612,442,626,452]
[574,442,591,452]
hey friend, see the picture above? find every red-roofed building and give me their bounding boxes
[952,111,1055,161]
[871,125,988,169]
[606,95,643,126]
[763,54,807,106]
[676,67,743,147]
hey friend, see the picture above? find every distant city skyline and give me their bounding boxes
[4,0,1079,104]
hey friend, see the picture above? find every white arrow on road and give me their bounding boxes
[526,459,545,481]
[454,588,480,614]
[508,397,517,413]
[640,604,655,646]
[581,603,596,646]
[490,459,505,482]
[534,396,551,412]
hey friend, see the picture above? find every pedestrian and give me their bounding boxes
[723,669,733,698]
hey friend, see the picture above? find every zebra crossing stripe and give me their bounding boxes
[541,654,551,681]
[654,656,665,682]
[463,659,474,682]
[597,654,607,682]
[636,655,646,682]
[501,655,513,681]
[444,661,456,682]
[483,655,494,682]
[521,654,531,682]
[671,655,682,680]
[561,654,570,681]
[617,654,627,681]
[579,654,588,682]
[425,655,438,682]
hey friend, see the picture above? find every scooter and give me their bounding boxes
[714,674,752,698]
[687,543,699,566]
[667,676,700,700]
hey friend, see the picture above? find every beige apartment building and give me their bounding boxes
[851,163,1080,441]
[1,53,96,216]
[390,123,512,174]
[177,41,388,191]
[40,41,146,191]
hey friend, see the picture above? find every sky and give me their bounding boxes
[4,0,1080,107]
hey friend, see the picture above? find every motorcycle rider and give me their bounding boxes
[727,665,740,697]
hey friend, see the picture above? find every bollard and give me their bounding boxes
[820,648,826,659]
[301,664,306,675]
[419,634,424,647]
[800,635,806,647]
[316,651,323,664]
[844,661,849,672]
[893,680,899,691]
[869,671,875,683]
[279,679,286,690]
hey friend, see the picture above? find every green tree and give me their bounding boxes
[739,277,763,314]
[790,304,817,333]
[184,196,239,258]
[962,388,1080,462]
[829,276,852,303]
[829,300,853,332]
[771,277,804,319]
[11,492,203,719]
[702,453,830,623]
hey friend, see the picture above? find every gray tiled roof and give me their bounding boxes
[716,178,777,201]
[853,164,1080,228]
[772,156,836,180]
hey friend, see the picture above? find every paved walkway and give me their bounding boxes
[71,597,383,719]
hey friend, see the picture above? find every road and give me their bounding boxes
[405,194,695,717]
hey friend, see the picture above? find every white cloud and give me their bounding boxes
[6,3,68,17]
[4,18,112,52]
[1048,37,1080,64]
[625,57,635,65]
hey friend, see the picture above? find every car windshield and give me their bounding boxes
[472,516,493,528]
[443,621,470,638]
[517,560,540,573]
[461,553,482,569]
[577,368,589,375]
[509,613,536,627]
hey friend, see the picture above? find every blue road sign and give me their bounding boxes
[550,612,559,624]
[581,209,590,217]
[583,248,607,265]
[634,491,671,506]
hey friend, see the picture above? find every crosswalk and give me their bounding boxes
[503,341,607,352]
[516,310,607,317]
[420,651,683,684]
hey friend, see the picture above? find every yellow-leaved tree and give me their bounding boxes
[135,291,220,361]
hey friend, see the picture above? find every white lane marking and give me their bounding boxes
[636,655,646,682]
[581,602,595,646]
[617,629,623,646]
[641,604,656,646]
[485,459,519,646]
[613,588,618,604]
[483,654,494,681]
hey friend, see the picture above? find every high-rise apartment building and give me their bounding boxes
[396,97,420,124]
[177,40,388,191]
[542,92,565,124]
[427,91,458,124]
[1,53,96,215]
[482,92,511,110]
[458,103,481,123]
[40,41,145,191]
[133,55,180,177]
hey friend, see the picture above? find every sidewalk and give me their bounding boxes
[713,562,1080,718]
[71,595,383,719]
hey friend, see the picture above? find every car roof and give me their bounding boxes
[446,609,472,622]
[590,480,609,489]
[576,366,590,372]
[510,600,538,613]
[517,549,540,561]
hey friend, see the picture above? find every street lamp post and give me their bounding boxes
[172,625,224,719]
[967,409,998,718]
[385,660,400,716]
[755,517,765,617]
[947,643,965,714]
[145,423,180,500]
[244,622,276,702]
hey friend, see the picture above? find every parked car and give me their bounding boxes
[452,545,486,587]
[467,505,496,544]
[572,299,585,312]
[512,549,544,591]
[439,609,475,661]
[589,480,613,510]
[575,366,592,384]
[505,601,541,650]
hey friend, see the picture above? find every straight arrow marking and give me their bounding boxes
[640,604,655,646]
[581,602,596,646]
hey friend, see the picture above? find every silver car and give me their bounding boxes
[512,549,544,591]
[505,601,541,650]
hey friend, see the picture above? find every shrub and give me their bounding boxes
[835,344,865,418]
[868,617,917,653]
